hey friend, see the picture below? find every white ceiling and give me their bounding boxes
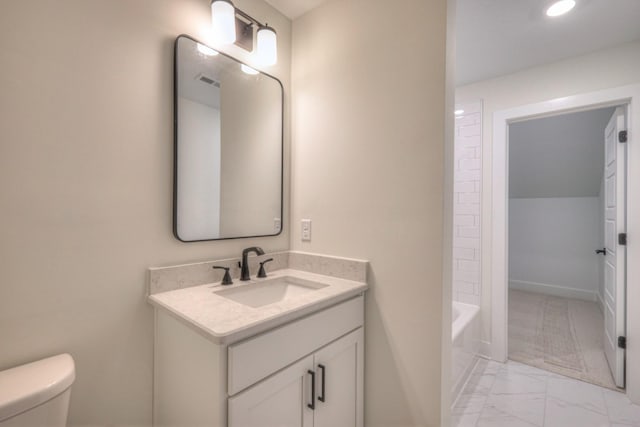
[509,107,615,199]
[264,0,330,19]
[457,0,640,86]
[266,1,640,85]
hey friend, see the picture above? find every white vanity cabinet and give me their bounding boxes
[312,329,363,427]
[153,294,364,427]
[228,328,364,427]
[228,354,314,427]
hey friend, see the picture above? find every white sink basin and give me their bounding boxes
[214,276,328,308]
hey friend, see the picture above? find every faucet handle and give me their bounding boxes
[212,266,233,285]
[257,258,274,278]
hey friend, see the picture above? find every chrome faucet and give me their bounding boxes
[240,247,265,281]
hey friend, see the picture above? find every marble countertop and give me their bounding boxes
[148,268,368,345]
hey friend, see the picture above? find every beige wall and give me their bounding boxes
[456,40,640,350]
[0,1,290,425]
[291,0,448,425]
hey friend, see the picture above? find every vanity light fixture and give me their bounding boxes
[546,0,576,17]
[211,0,236,44]
[241,64,259,75]
[210,0,278,66]
[257,25,277,66]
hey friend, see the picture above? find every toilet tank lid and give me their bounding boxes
[0,354,75,422]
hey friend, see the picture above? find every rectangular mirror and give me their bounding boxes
[174,35,283,241]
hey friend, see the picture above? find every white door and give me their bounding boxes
[313,328,364,427]
[603,106,627,388]
[228,355,314,427]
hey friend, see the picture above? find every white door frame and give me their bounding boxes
[491,84,640,402]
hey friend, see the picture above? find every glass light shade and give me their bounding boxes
[211,0,236,44]
[257,26,277,66]
[546,0,576,17]
[241,64,259,75]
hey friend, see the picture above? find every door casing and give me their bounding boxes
[490,84,640,402]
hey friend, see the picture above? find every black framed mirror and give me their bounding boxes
[174,35,283,242]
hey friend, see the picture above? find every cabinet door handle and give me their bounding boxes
[307,370,316,410]
[318,364,326,402]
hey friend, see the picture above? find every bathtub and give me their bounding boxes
[451,301,481,403]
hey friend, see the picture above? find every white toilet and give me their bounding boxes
[0,354,75,426]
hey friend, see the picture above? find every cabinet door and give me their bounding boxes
[228,355,314,427]
[313,328,364,427]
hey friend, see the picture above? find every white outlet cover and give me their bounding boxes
[301,219,311,241]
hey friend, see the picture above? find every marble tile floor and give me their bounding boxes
[453,358,640,427]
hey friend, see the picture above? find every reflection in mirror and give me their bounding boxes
[174,35,283,241]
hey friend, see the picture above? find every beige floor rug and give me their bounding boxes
[508,289,619,390]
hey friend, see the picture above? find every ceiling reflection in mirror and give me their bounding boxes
[174,35,283,241]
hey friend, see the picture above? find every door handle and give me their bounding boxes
[595,248,606,255]
[318,364,326,403]
[307,370,316,410]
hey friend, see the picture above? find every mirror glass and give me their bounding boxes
[174,35,283,241]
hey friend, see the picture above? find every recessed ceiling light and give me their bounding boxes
[546,0,576,17]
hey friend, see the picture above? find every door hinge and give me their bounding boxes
[619,336,627,349]
[619,233,627,246]
[619,130,628,143]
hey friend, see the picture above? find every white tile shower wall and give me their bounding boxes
[453,102,482,305]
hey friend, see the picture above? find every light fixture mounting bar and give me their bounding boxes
[234,16,254,51]
[233,8,269,52]
[234,8,266,29]
[210,0,277,63]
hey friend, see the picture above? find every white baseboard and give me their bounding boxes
[509,279,597,302]
[451,355,480,408]
[479,340,492,359]
[596,292,605,314]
